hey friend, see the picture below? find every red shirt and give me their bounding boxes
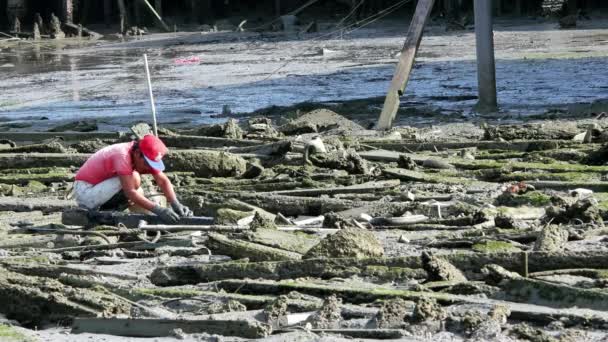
[75,142,158,185]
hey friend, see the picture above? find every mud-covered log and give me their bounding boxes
[0,132,122,143]
[151,250,608,286]
[269,180,400,197]
[165,150,248,177]
[61,208,213,227]
[227,140,292,156]
[72,317,271,339]
[160,135,263,149]
[0,267,130,325]
[206,233,302,262]
[0,196,76,213]
[362,139,581,152]
[150,257,427,285]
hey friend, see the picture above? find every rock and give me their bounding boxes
[533,225,568,252]
[222,119,243,139]
[398,155,417,170]
[207,300,246,314]
[279,120,318,136]
[246,118,280,139]
[309,149,369,174]
[482,264,521,286]
[412,297,445,323]
[465,305,510,340]
[250,211,277,230]
[304,228,384,259]
[215,208,254,225]
[510,323,559,342]
[284,109,364,134]
[49,120,98,132]
[323,211,353,229]
[422,252,467,282]
[374,298,409,328]
[306,295,342,329]
[263,295,288,327]
[543,197,602,225]
[559,15,577,28]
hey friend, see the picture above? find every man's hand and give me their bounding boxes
[151,205,180,224]
[171,200,193,217]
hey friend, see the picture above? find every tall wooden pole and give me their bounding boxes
[64,0,74,23]
[474,0,497,113]
[154,0,162,17]
[143,54,158,137]
[104,0,112,27]
[376,0,435,130]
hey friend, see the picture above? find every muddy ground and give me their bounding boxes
[0,9,608,342]
[0,14,607,131]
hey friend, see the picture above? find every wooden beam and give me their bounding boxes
[376,0,435,130]
[473,0,497,112]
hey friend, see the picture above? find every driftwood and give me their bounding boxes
[269,180,400,197]
[206,233,303,262]
[72,317,270,338]
[227,140,292,156]
[0,132,122,143]
[160,135,263,149]
[62,22,102,38]
[0,196,75,213]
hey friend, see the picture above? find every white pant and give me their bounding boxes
[74,178,124,210]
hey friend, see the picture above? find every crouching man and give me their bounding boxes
[73,134,192,223]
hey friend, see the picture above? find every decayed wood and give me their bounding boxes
[377,0,435,130]
[0,132,122,143]
[206,233,302,262]
[0,196,75,213]
[61,208,213,227]
[216,279,608,328]
[160,135,263,149]
[268,180,400,197]
[362,139,580,152]
[151,250,608,286]
[150,257,427,285]
[72,317,270,338]
[278,328,408,339]
[227,140,292,156]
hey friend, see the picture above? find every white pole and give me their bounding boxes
[143,54,158,136]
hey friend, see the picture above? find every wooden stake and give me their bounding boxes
[143,54,158,136]
[139,0,170,31]
[376,0,435,130]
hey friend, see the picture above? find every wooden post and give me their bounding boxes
[143,54,158,137]
[275,0,281,16]
[104,0,112,27]
[63,0,74,23]
[473,0,497,113]
[117,0,127,33]
[139,0,170,32]
[376,0,435,130]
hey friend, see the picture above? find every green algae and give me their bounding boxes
[0,324,35,342]
[472,240,520,253]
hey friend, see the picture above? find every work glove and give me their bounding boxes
[171,200,193,217]
[151,205,180,224]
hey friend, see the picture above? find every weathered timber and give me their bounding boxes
[1,262,139,281]
[377,0,435,129]
[62,22,102,38]
[0,132,122,143]
[150,257,427,285]
[0,267,130,325]
[227,140,292,156]
[0,153,88,170]
[0,196,75,213]
[0,170,73,185]
[384,168,495,188]
[152,251,608,286]
[206,233,302,262]
[361,139,580,152]
[278,328,409,339]
[160,135,263,149]
[72,318,270,338]
[360,149,608,173]
[216,279,608,328]
[268,180,400,197]
[61,208,213,227]
[527,180,608,192]
[245,228,320,254]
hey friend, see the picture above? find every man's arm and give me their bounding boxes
[152,172,176,202]
[119,174,156,211]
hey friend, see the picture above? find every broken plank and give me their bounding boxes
[377,0,435,129]
[268,180,400,197]
[72,318,270,338]
[216,279,608,328]
[362,139,580,152]
[160,135,264,149]
[206,232,302,262]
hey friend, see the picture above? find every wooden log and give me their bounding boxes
[61,208,213,228]
[150,257,427,286]
[216,279,608,328]
[151,250,608,286]
[206,233,302,262]
[160,135,263,149]
[377,0,435,129]
[72,318,270,339]
[0,132,122,143]
[62,22,102,38]
[0,196,75,213]
[226,140,292,156]
[278,328,408,339]
[117,0,128,33]
[268,180,400,197]
[0,267,130,324]
[360,140,580,153]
